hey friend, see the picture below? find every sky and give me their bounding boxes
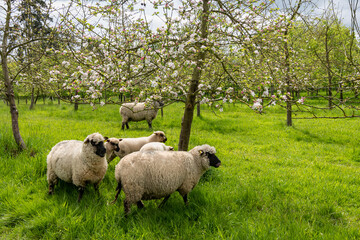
[1,0,355,32]
[317,0,356,26]
[50,0,357,27]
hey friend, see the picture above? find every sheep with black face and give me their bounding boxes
[46,133,108,202]
[112,144,221,215]
[113,131,167,160]
[104,137,122,163]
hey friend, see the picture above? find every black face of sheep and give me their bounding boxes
[156,132,167,143]
[106,139,121,152]
[90,140,106,157]
[206,152,221,168]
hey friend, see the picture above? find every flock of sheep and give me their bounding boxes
[46,102,221,215]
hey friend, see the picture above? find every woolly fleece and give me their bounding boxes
[115,131,167,159]
[47,133,108,193]
[140,142,174,152]
[114,144,220,213]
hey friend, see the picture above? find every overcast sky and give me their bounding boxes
[51,0,357,27]
[317,0,356,26]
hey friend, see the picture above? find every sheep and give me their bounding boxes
[120,101,164,130]
[47,133,108,202]
[111,144,221,215]
[104,137,122,163]
[114,131,167,160]
[140,142,174,152]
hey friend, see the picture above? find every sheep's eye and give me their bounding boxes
[90,140,97,146]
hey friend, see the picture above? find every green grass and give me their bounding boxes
[1,100,360,239]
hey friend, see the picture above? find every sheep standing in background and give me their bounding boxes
[120,101,163,130]
[140,142,174,152]
[104,137,122,163]
[114,131,167,160]
[47,133,108,202]
[112,144,221,215]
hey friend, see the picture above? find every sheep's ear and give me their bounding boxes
[84,137,90,144]
[119,138,123,141]
[170,147,174,151]
[199,150,204,155]
[104,137,109,142]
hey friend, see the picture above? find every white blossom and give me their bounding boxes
[151,80,158,88]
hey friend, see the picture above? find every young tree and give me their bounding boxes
[1,0,56,150]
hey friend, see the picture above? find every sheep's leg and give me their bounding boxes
[137,201,144,209]
[77,186,85,202]
[110,182,122,204]
[121,122,126,130]
[147,121,152,129]
[48,183,55,195]
[125,123,129,129]
[158,195,170,208]
[124,199,132,216]
[182,194,188,206]
[47,170,58,194]
[93,183,100,196]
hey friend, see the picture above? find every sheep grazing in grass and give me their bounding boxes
[111,144,221,215]
[120,101,164,130]
[104,137,122,163]
[47,133,108,202]
[140,142,174,152]
[114,131,167,160]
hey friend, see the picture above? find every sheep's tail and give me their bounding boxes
[110,181,122,204]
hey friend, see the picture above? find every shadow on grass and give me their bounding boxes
[196,115,248,134]
[292,126,344,145]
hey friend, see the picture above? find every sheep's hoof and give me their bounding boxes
[48,185,54,195]
[137,201,144,209]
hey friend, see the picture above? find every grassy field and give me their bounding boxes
[0,100,360,239]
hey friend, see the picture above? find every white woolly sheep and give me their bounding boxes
[113,131,167,160]
[104,137,122,163]
[120,101,164,130]
[47,133,108,202]
[111,144,221,215]
[139,142,174,152]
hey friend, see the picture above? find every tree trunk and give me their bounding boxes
[74,100,79,111]
[339,82,343,101]
[178,0,209,151]
[34,89,39,104]
[284,30,292,127]
[1,0,26,150]
[2,55,26,150]
[197,103,201,117]
[30,86,35,110]
[325,25,333,109]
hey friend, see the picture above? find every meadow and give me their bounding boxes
[0,99,360,239]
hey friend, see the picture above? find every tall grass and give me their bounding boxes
[0,100,360,239]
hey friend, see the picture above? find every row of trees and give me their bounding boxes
[1,0,360,151]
